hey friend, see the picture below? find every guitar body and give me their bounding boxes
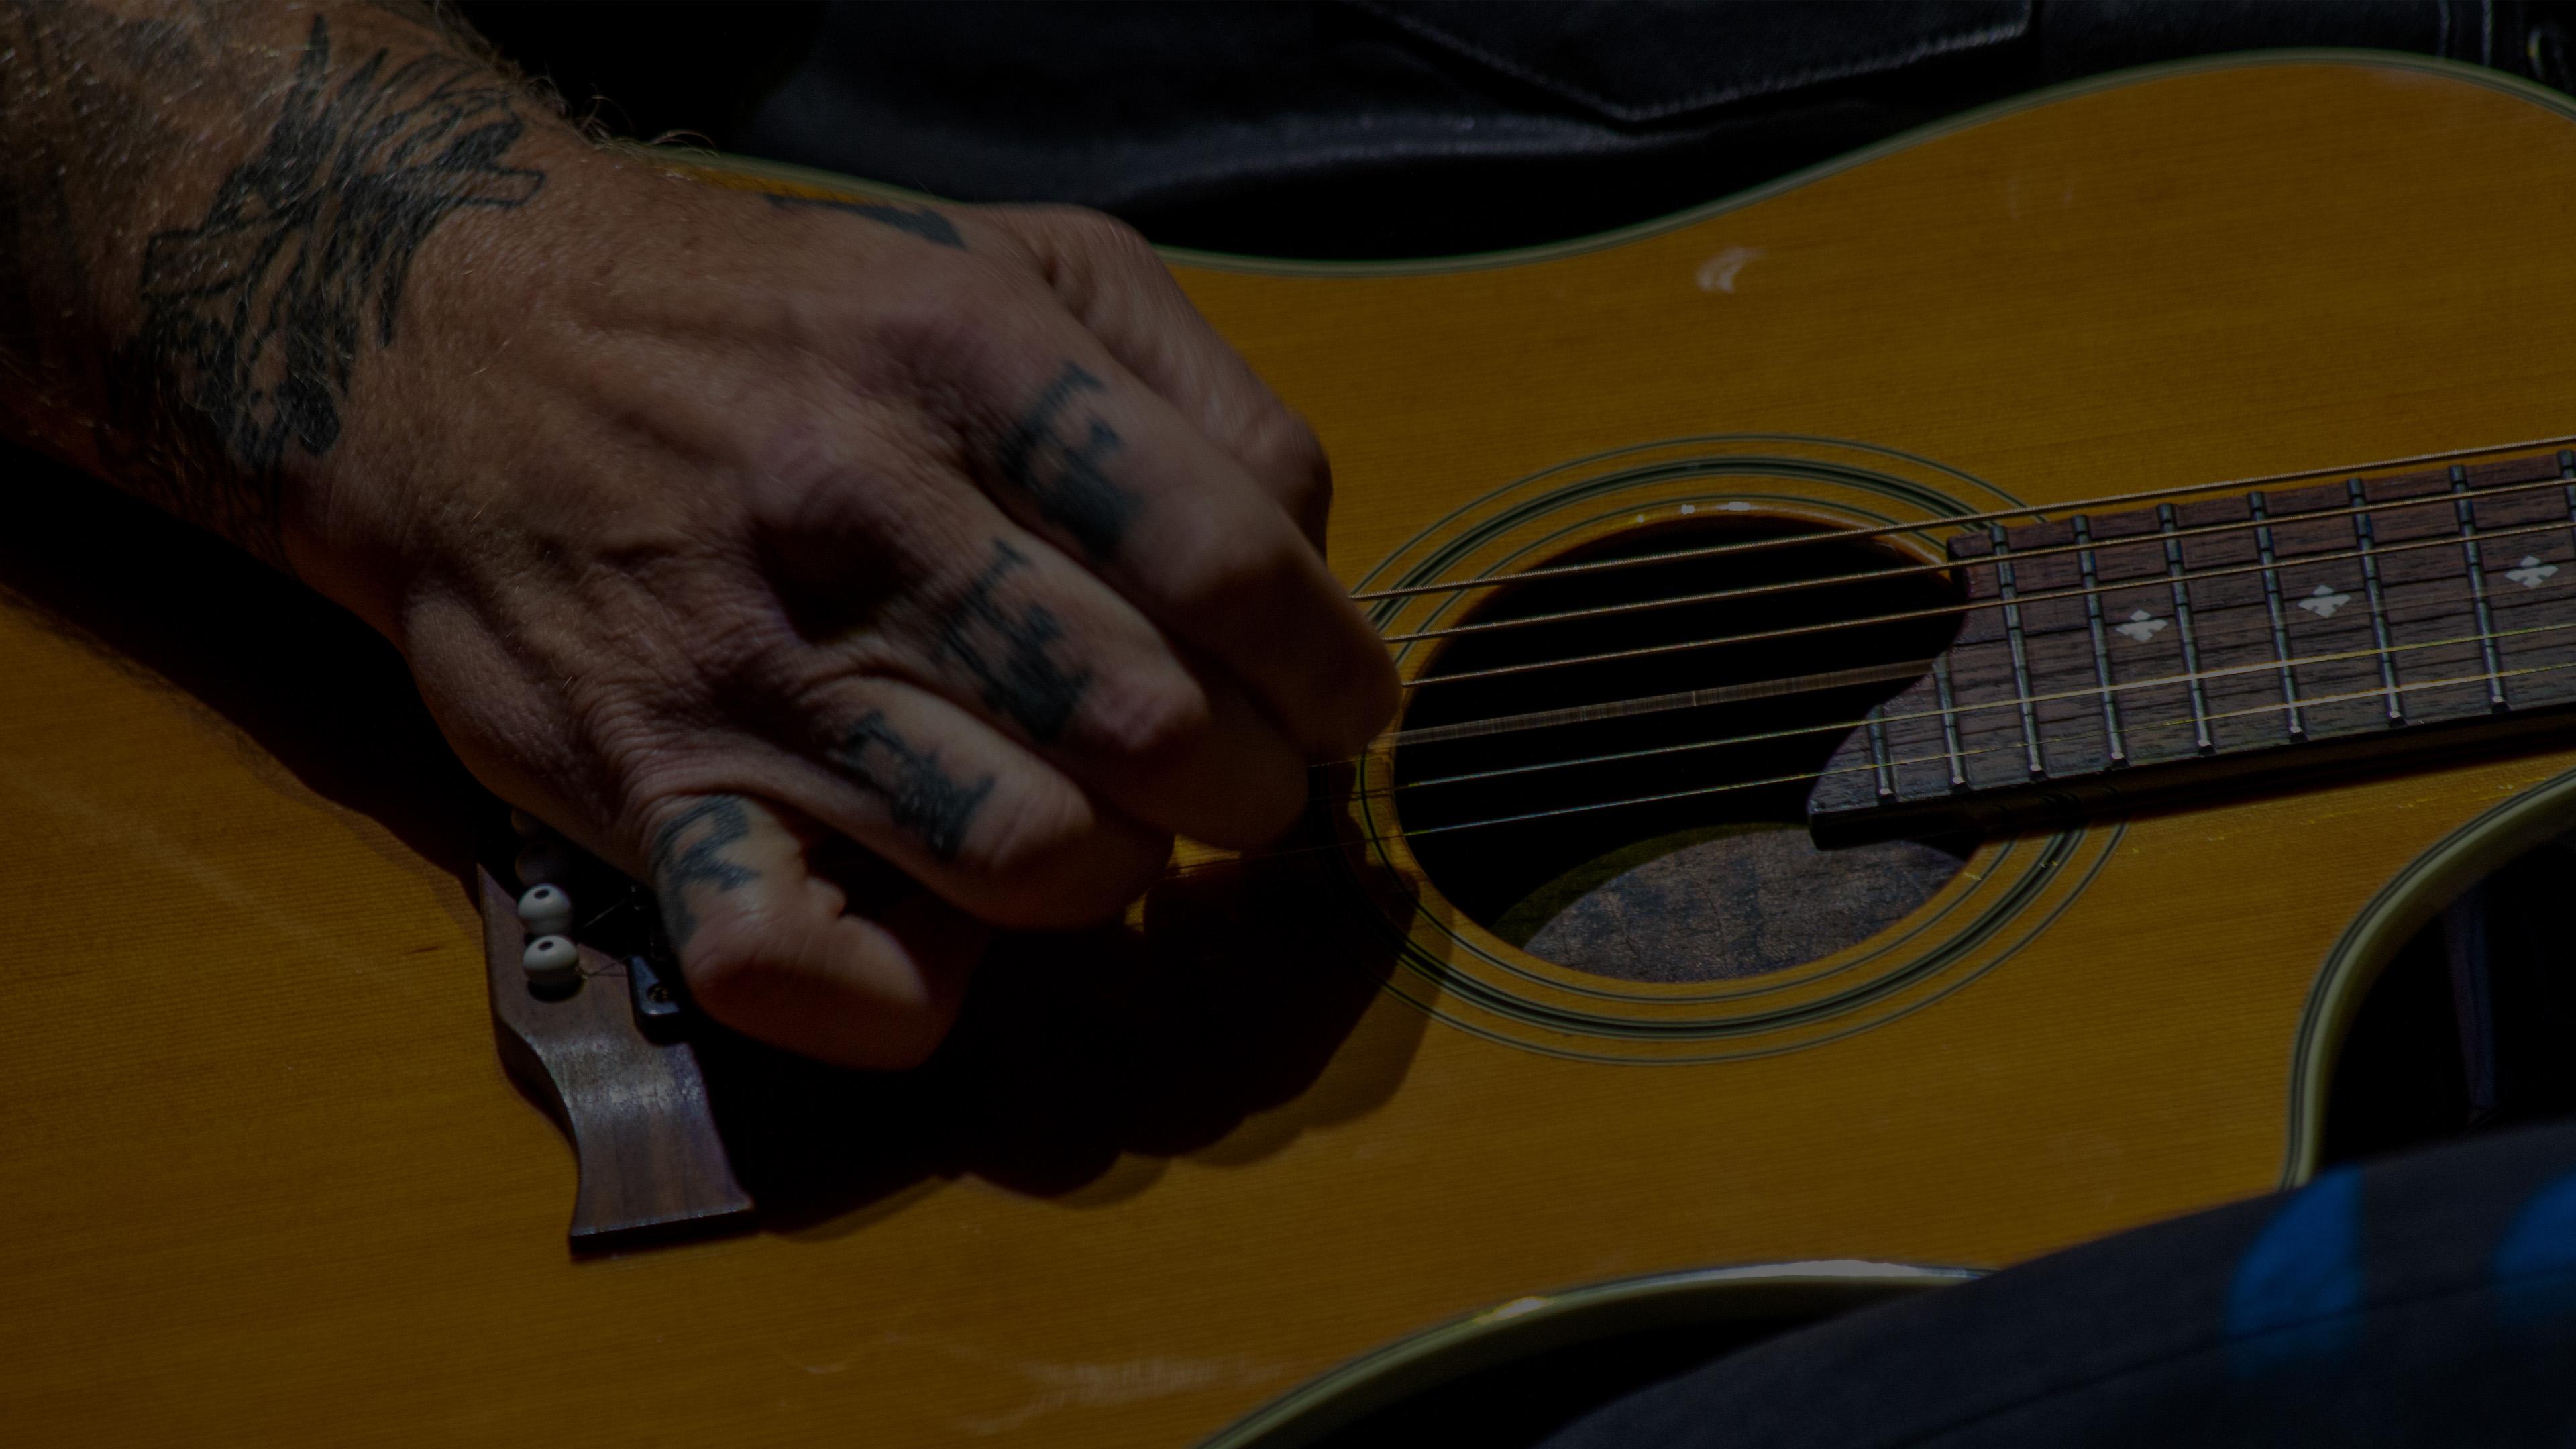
[11,54,2576,1446]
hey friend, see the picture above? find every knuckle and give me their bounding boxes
[1061,207,1159,270]
[961,776,1091,882]
[1161,519,1307,618]
[968,799,1164,922]
[1020,203,1157,266]
[983,204,1165,317]
[1077,665,1213,763]
[868,261,1024,383]
[743,414,932,541]
[961,788,1153,928]
[1242,407,1332,515]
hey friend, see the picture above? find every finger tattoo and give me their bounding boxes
[649,796,759,947]
[829,710,995,861]
[993,362,1142,561]
[764,193,965,250]
[935,540,1091,743]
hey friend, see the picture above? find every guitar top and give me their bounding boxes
[13,54,2576,1446]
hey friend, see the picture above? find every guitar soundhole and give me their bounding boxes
[1395,518,1975,982]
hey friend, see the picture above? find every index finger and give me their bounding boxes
[986,205,1335,548]
[908,281,1397,757]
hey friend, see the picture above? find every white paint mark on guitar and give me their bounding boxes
[955,1354,1287,1436]
[1695,246,1763,294]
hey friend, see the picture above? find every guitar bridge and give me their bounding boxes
[477,865,755,1251]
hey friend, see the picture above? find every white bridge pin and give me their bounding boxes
[516,883,574,937]
[515,839,574,889]
[521,935,581,994]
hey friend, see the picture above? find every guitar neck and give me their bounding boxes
[1810,447,2576,842]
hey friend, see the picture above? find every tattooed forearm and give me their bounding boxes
[830,710,995,860]
[96,13,544,561]
[993,362,1142,561]
[934,540,1091,743]
[649,796,760,947]
[765,193,963,250]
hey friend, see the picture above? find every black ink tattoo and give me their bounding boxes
[649,796,759,947]
[105,14,544,561]
[829,711,995,861]
[936,540,1091,743]
[993,362,1142,561]
[765,193,964,250]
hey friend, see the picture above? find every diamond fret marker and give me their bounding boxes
[2298,584,2352,619]
[2508,555,2559,589]
[2114,609,2168,643]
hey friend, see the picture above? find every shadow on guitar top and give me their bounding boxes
[0,450,1426,1230]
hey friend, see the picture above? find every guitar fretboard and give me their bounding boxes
[1808,450,2576,840]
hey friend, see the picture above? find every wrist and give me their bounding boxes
[281,143,726,642]
[0,2,585,592]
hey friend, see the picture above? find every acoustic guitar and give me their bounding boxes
[10,51,2576,1447]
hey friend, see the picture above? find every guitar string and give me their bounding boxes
[1350,613,2576,802]
[1320,521,2575,761]
[1348,431,2576,603]
[1182,438,2576,867]
[1385,658,1932,749]
[1417,658,2568,835]
[1377,470,2576,647]
[1174,655,2576,876]
[1395,511,2576,692]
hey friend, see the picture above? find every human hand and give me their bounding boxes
[293,157,1397,1067]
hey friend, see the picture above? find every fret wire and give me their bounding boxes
[2157,504,2216,755]
[1988,523,2047,778]
[1865,714,1896,802]
[2247,491,2306,741]
[1378,469,2576,648]
[1385,612,2576,796]
[2347,478,2405,724]
[1248,655,2576,862]
[1933,655,1968,792]
[1352,430,2576,604]
[2451,465,2510,712]
[2561,449,2576,572]
[1404,511,2576,691]
[2071,515,2127,765]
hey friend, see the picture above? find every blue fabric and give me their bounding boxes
[2224,1165,2364,1374]
[1539,1121,2576,1448]
[2493,1167,2576,1330]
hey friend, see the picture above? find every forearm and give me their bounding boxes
[0,0,568,569]
[0,2,1400,1069]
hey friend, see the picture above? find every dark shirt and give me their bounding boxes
[462,2,2575,256]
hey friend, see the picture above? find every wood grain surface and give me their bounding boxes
[9,55,2576,1448]
[477,867,754,1249]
